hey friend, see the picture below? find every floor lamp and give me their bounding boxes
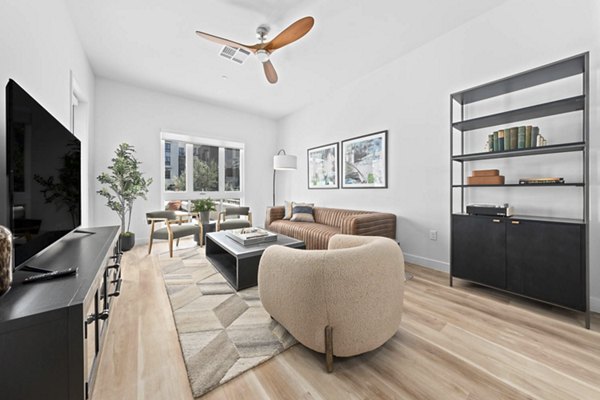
[273,149,297,206]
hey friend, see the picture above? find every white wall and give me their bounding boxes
[93,78,277,240]
[277,0,600,309]
[0,0,95,227]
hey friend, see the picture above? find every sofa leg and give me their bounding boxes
[325,325,333,373]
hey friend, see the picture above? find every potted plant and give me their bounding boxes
[97,143,152,251]
[191,198,216,224]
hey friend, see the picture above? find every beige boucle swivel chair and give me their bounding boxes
[258,234,404,372]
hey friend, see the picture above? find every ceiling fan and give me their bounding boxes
[195,16,315,84]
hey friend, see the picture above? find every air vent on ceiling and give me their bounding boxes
[219,46,251,64]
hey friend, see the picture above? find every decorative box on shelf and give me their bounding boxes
[225,228,278,246]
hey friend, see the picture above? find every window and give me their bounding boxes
[193,145,219,191]
[163,140,186,191]
[161,132,244,206]
[225,148,240,191]
[164,142,171,166]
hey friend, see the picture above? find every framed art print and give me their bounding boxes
[341,130,387,189]
[307,142,339,189]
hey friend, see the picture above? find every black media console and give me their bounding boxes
[0,226,121,399]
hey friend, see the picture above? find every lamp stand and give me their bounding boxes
[272,169,277,207]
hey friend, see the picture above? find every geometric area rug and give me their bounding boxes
[158,246,297,398]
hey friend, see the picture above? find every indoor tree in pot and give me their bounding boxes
[97,143,152,251]
[191,198,216,224]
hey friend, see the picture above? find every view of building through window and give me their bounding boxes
[164,140,186,191]
[193,145,219,192]
[161,133,244,209]
[225,148,240,191]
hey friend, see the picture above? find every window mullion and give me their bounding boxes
[218,147,225,192]
[186,143,193,194]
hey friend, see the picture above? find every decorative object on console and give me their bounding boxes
[0,226,12,296]
[467,169,505,185]
[272,149,297,206]
[192,198,217,224]
[258,234,404,372]
[342,130,388,188]
[308,142,339,189]
[97,143,153,251]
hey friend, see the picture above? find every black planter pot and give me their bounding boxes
[120,233,135,252]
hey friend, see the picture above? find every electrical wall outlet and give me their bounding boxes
[429,230,438,241]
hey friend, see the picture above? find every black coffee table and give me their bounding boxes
[205,230,305,290]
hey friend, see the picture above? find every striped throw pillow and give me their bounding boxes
[283,200,294,220]
[290,203,315,223]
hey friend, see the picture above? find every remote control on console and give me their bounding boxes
[22,268,78,284]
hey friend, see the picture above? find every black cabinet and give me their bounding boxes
[451,215,586,312]
[0,226,120,399]
[450,53,590,327]
[452,214,506,288]
[506,219,585,311]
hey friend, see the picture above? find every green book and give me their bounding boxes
[493,131,499,152]
[531,127,539,148]
[525,125,532,148]
[498,130,505,151]
[509,127,518,150]
[488,134,494,152]
[517,126,525,149]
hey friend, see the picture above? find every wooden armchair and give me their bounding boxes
[216,206,253,231]
[146,211,203,257]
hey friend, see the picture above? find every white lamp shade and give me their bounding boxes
[273,154,297,170]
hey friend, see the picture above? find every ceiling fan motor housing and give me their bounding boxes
[256,24,270,40]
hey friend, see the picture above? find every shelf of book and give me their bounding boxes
[452,141,585,162]
[450,52,590,328]
[452,95,584,131]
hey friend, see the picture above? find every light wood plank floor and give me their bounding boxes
[92,239,600,400]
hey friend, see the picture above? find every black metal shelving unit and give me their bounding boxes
[450,52,590,328]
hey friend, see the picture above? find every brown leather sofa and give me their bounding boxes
[265,206,396,249]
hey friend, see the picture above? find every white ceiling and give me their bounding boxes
[65,0,506,119]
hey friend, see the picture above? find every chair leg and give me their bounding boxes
[176,238,180,247]
[148,237,153,254]
[325,325,333,373]
[169,238,174,258]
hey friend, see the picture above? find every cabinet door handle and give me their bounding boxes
[109,279,122,297]
[492,219,501,223]
[511,221,520,225]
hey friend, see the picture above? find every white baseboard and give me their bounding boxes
[590,296,600,313]
[403,253,600,314]
[403,253,449,272]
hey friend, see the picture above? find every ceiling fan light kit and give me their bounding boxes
[256,49,270,63]
[196,16,315,84]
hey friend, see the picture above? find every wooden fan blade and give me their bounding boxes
[265,16,314,52]
[195,31,255,52]
[263,60,278,84]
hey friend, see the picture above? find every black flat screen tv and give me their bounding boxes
[6,79,81,268]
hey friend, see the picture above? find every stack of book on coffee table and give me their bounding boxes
[225,227,278,246]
